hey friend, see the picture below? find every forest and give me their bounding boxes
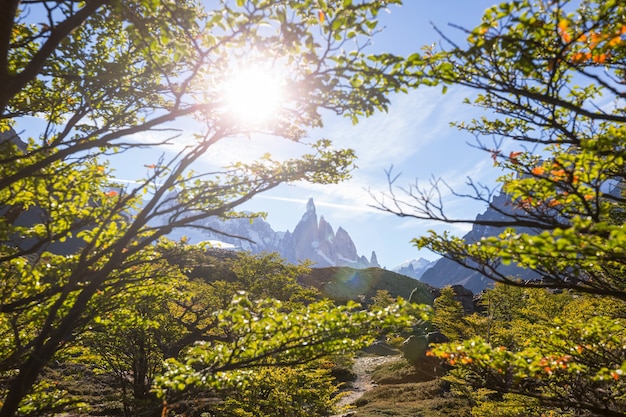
[1,0,626,416]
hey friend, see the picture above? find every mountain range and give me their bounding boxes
[173,193,539,294]
[169,194,540,294]
[419,191,540,293]
[168,198,388,270]
[392,258,436,280]
[4,123,533,293]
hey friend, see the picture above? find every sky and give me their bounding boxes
[232,1,502,268]
[116,1,505,269]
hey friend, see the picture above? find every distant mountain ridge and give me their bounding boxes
[419,192,540,293]
[168,198,381,269]
[392,258,436,280]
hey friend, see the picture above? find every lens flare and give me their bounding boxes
[222,66,284,127]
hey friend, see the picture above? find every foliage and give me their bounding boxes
[215,365,341,417]
[79,283,178,416]
[155,296,427,414]
[0,0,418,415]
[227,251,319,304]
[156,248,322,359]
[370,289,396,309]
[431,286,471,341]
[430,289,626,416]
[70,250,425,416]
[370,0,626,415]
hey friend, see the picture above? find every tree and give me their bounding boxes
[155,295,422,415]
[215,365,342,417]
[0,0,416,415]
[431,286,470,342]
[371,0,626,414]
[77,250,394,416]
[429,288,626,416]
[375,0,626,298]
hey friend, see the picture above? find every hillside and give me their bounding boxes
[299,267,435,305]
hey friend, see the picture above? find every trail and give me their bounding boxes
[332,355,399,416]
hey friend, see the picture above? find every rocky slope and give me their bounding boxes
[419,192,540,293]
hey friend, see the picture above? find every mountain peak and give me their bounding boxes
[306,198,316,215]
[165,196,378,269]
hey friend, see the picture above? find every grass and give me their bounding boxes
[371,356,445,385]
[353,379,471,417]
[349,357,471,417]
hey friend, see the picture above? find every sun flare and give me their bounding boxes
[222,66,285,127]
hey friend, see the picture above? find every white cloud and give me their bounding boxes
[257,194,380,214]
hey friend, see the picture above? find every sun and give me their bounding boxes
[221,65,285,127]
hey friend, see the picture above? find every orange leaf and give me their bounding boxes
[550,169,566,178]
[590,32,604,48]
[104,190,118,197]
[571,52,591,63]
[608,36,622,47]
[532,166,545,176]
[593,53,607,63]
[318,10,325,23]
[144,164,157,169]
[584,194,594,201]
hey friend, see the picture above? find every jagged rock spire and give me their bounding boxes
[306,197,316,215]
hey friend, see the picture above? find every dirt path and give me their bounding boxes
[332,355,400,415]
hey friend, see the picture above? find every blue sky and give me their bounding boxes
[61,1,504,269]
[110,1,503,269]
[230,1,502,268]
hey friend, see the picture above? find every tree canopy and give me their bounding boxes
[0,0,418,415]
[373,0,626,415]
[376,0,626,298]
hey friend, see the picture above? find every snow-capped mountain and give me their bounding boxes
[391,258,435,280]
[166,198,380,269]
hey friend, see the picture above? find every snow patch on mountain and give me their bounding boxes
[392,258,436,280]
